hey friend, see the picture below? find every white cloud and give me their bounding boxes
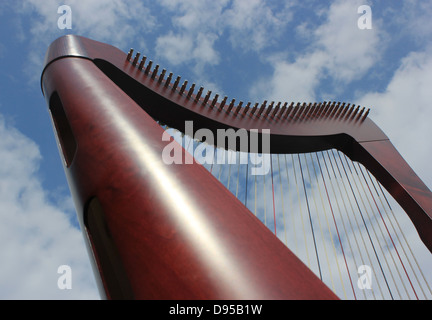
[313,0,382,81]
[156,32,194,66]
[223,0,294,51]
[399,0,432,44]
[22,0,156,48]
[155,31,219,69]
[250,0,384,102]
[155,0,226,68]
[358,48,432,189]
[250,51,327,102]
[18,0,157,83]
[155,0,294,71]
[0,115,99,299]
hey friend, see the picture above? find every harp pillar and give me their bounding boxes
[41,50,338,299]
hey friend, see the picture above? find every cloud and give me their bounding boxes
[223,0,294,51]
[0,114,99,299]
[17,0,157,83]
[155,0,295,72]
[398,0,432,44]
[358,48,432,188]
[250,0,384,102]
[313,0,382,81]
[155,31,219,69]
[22,0,156,47]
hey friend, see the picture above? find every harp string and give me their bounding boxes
[160,125,432,300]
[298,154,322,280]
[309,152,347,298]
[359,160,419,298]
[304,153,341,295]
[354,156,416,299]
[335,150,397,299]
[330,150,381,299]
[284,154,298,256]
[367,167,432,299]
[319,151,358,299]
[270,157,277,235]
[291,153,312,268]
[343,152,401,299]
[326,151,372,299]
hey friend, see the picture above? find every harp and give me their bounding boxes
[41,35,432,300]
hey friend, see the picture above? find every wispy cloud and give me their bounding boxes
[0,115,99,299]
[250,0,384,102]
[358,48,432,187]
[155,0,294,73]
[4,0,432,299]
[17,0,157,83]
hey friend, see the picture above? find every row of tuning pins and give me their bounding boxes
[127,49,242,115]
[127,49,369,122]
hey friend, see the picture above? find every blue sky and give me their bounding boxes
[0,0,432,299]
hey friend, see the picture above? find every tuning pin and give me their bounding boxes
[307,102,318,119]
[242,102,251,115]
[234,101,243,115]
[151,64,159,79]
[265,101,274,117]
[179,80,188,95]
[165,72,173,87]
[271,102,281,118]
[328,102,339,118]
[289,102,301,120]
[335,102,345,117]
[351,105,360,119]
[340,103,350,117]
[158,69,166,83]
[283,102,294,120]
[227,99,235,113]
[302,102,313,120]
[291,103,300,120]
[310,102,320,118]
[187,83,195,98]
[172,76,181,91]
[257,100,267,116]
[298,102,309,120]
[127,49,134,61]
[210,94,219,108]
[250,102,259,115]
[203,91,211,105]
[138,56,147,70]
[346,105,355,118]
[277,102,288,119]
[145,60,153,74]
[296,103,307,120]
[132,52,140,66]
[362,108,370,121]
[195,87,203,102]
[356,107,365,120]
[218,96,227,111]
[321,102,332,118]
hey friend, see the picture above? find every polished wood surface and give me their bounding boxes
[42,56,338,299]
[41,35,432,299]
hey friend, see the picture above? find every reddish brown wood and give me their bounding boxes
[353,140,432,251]
[41,55,338,300]
[41,34,432,299]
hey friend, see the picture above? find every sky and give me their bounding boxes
[0,0,432,299]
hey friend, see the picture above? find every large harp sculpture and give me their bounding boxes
[41,35,432,300]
